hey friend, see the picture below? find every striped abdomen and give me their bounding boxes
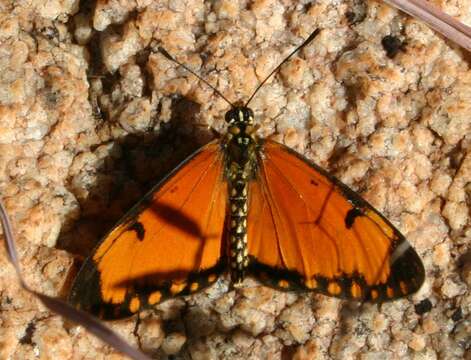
[228,168,250,284]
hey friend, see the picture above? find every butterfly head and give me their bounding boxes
[225,106,256,136]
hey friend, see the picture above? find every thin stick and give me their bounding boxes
[384,0,471,52]
[0,199,152,360]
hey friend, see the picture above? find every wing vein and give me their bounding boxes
[259,156,311,274]
[124,151,222,291]
[257,160,289,269]
[198,155,225,270]
[264,156,343,273]
[149,152,221,242]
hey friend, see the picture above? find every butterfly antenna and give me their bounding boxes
[158,46,235,108]
[245,28,321,107]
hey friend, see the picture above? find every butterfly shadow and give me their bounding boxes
[57,95,216,291]
[109,200,227,288]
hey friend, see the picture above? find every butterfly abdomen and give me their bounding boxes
[228,168,250,283]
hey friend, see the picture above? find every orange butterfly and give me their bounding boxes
[70,29,424,320]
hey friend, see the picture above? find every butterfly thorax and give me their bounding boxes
[223,106,258,285]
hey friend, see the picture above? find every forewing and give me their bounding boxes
[70,141,227,319]
[247,140,424,302]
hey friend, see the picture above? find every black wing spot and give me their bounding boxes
[310,179,319,186]
[128,221,145,241]
[345,208,363,229]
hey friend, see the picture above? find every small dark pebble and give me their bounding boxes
[451,308,463,322]
[415,299,433,315]
[382,35,405,59]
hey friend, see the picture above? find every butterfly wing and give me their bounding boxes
[247,140,424,301]
[70,141,228,319]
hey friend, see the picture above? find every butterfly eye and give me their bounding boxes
[225,109,237,123]
[244,108,254,124]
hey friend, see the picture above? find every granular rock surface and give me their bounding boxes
[0,0,469,359]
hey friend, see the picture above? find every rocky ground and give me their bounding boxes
[0,0,469,359]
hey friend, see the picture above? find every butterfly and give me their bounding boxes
[69,29,425,320]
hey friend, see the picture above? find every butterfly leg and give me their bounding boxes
[132,310,143,349]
